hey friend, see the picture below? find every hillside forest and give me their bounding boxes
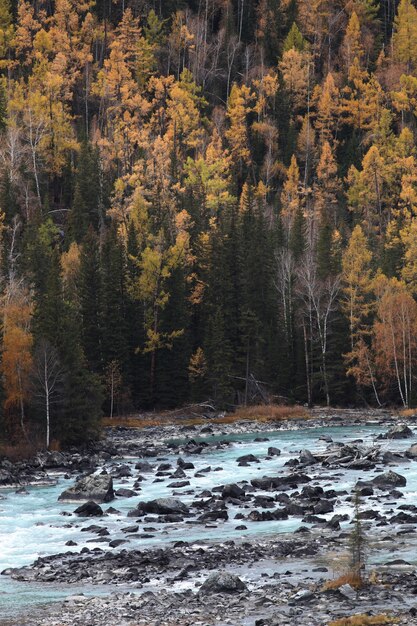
[2,0,417,446]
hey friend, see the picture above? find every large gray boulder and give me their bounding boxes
[199,571,247,595]
[128,497,189,517]
[222,483,244,499]
[74,501,103,516]
[299,449,317,465]
[372,470,406,489]
[58,475,115,503]
[251,473,310,491]
[383,424,414,439]
[406,443,417,458]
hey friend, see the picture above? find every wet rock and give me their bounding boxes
[74,501,103,517]
[134,461,153,472]
[299,450,317,465]
[198,509,228,522]
[284,503,306,516]
[128,497,189,516]
[372,471,406,489]
[406,444,417,458]
[171,467,186,478]
[167,480,190,488]
[199,571,247,595]
[111,464,132,478]
[251,473,311,491]
[58,475,114,503]
[222,483,245,499]
[236,454,259,463]
[290,590,315,603]
[300,485,324,500]
[109,539,128,548]
[382,451,407,464]
[114,488,136,498]
[121,525,139,533]
[177,458,195,470]
[383,424,414,439]
[313,500,334,515]
[268,447,281,456]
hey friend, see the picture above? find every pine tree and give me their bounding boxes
[79,227,103,373]
[68,142,102,242]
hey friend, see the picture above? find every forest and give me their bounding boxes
[1,0,417,446]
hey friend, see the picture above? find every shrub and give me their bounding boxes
[328,614,398,626]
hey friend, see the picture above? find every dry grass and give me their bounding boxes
[102,404,308,429]
[398,408,417,417]
[322,572,363,591]
[231,404,307,421]
[328,615,398,626]
[0,441,40,461]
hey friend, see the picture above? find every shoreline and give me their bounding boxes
[2,409,417,625]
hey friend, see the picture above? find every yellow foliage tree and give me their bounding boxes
[1,281,34,439]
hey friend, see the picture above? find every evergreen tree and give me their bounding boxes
[68,143,102,243]
[79,227,103,373]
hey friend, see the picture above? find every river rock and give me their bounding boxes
[313,499,334,514]
[251,473,311,491]
[167,480,190,488]
[236,454,259,463]
[406,444,417,458]
[134,461,153,472]
[372,471,407,489]
[58,475,115,503]
[199,571,247,595]
[128,497,189,516]
[299,449,317,465]
[222,483,244,499]
[114,488,136,497]
[198,509,228,522]
[74,501,103,516]
[268,447,281,456]
[383,424,414,439]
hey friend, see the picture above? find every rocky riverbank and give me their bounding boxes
[2,408,417,625]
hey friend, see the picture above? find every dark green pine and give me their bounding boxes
[79,227,103,373]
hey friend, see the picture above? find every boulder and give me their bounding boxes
[267,447,281,456]
[134,461,153,472]
[58,475,114,503]
[299,449,317,465]
[406,444,417,458]
[313,499,334,515]
[198,509,228,522]
[236,454,259,463]
[167,480,190,488]
[114,488,136,498]
[222,483,244,499]
[372,471,406,489]
[300,485,324,500]
[251,473,311,491]
[74,501,103,516]
[111,464,132,478]
[383,424,414,439]
[128,497,189,516]
[199,571,247,595]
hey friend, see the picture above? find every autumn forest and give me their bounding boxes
[2,0,417,446]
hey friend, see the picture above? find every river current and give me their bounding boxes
[1,423,417,618]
